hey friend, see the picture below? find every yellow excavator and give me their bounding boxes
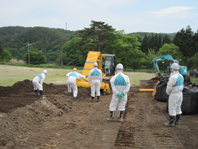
[76,51,116,95]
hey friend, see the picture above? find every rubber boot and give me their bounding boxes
[107,111,114,122]
[91,97,94,102]
[40,91,44,96]
[97,96,100,102]
[34,90,39,95]
[175,115,181,125]
[117,111,123,122]
[164,116,175,127]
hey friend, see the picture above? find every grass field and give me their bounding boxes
[0,65,156,86]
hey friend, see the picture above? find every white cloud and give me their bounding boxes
[150,7,194,18]
[0,0,197,33]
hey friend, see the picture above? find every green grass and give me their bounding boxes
[189,76,198,84]
[0,65,156,86]
[0,65,71,86]
[125,72,155,85]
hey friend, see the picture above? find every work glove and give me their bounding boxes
[121,92,124,97]
[117,93,121,97]
[117,93,123,99]
[119,92,124,99]
[119,94,123,99]
[85,75,89,78]
[119,95,123,99]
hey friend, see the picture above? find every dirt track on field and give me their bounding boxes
[0,79,198,149]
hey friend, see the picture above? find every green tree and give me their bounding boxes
[140,33,165,54]
[0,44,3,53]
[157,34,163,50]
[57,37,86,66]
[78,20,115,52]
[157,43,183,64]
[173,25,194,64]
[24,49,47,65]
[103,31,144,70]
[145,49,157,69]
[163,34,172,44]
[0,49,12,62]
[0,44,3,61]
[149,34,155,51]
[187,52,198,69]
[193,31,198,54]
[141,34,149,54]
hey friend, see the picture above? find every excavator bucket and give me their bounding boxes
[81,52,103,76]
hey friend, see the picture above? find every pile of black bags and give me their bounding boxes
[155,77,198,115]
[182,83,198,114]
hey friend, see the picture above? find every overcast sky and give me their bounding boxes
[0,0,197,33]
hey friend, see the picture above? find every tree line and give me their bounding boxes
[56,21,198,70]
[0,22,198,70]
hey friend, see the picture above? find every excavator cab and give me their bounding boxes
[153,55,188,79]
[102,54,116,76]
[163,59,189,82]
[163,59,179,76]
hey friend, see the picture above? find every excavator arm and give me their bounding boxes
[153,55,174,78]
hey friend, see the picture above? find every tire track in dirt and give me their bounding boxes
[114,79,186,149]
[146,101,184,149]
[114,80,158,148]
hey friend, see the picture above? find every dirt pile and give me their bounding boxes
[0,79,198,149]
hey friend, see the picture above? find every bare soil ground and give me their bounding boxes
[0,79,198,149]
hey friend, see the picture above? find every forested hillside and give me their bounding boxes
[1,24,197,70]
[0,26,175,64]
[130,32,176,40]
[0,26,78,63]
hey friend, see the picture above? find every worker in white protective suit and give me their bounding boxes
[165,63,184,127]
[66,68,87,98]
[88,62,102,102]
[107,63,130,122]
[32,70,47,96]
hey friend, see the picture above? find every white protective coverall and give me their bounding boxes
[109,69,130,111]
[32,72,46,91]
[166,70,184,116]
[66,71,86,97]
[88,66,102,97]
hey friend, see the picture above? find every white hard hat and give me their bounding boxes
[43,70,47,75]
[116,63,123,70]
[170,63,179,70]
[93,62,98,67]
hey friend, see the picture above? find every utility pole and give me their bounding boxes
[27,44,31,64]
[66,23,67,30]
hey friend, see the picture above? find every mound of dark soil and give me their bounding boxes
[0,79,198,149]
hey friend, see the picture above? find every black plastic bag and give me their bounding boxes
[156,77,169,102]
[181,91,198,114]
[166,83,198,115]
